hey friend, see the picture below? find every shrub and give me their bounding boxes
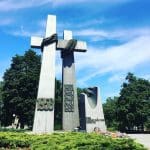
[0,131,147,150]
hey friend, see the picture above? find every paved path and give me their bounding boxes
[128,134,150,149]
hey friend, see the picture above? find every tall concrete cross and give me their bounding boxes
[57,30,87,131]
[31,15,56,133]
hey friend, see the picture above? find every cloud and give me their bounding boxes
[0,18,14,26]
[75,35,150,85]
[0,0,52,11]
[37,18,105,35]
[139,74,150,81]
[0,0,132,11]
[108,73,150,84]
[52,0,132,7]
[75,29,108,37]
[8,26,44,37]
[74,28,150,42]
[108,74,125,83]
[75,19,105,28]
[105,91,120,98]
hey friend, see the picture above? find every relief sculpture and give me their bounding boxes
[37,98,54,111]
[64,84,74,112]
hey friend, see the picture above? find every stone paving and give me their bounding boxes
[128,134,150,150]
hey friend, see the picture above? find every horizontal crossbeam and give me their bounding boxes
[31,37,87,52]
[31,36,43,49]
[57,40,87,52]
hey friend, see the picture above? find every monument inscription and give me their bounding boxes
[86,117,105,124]
[64,84,74,112]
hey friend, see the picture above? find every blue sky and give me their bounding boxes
[0,0,150,102]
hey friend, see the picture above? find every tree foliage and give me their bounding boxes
[117,73,150,131]
[54,79,62,129]
[1,50,64,129]
[103,97,118,130]
[103,73,150,132]
[0,82,4,126]
[2,50,41,127]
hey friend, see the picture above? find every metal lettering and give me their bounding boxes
[86,117,105,124]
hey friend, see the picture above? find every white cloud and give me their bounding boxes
[108,73,150,84]
[139,74,150,81]
[75,35,150,85]
[108,74,125,83]
[8,26,44,37]
[0,0,52,11]
[37,18,105,33]
[74,28,150,42]
[37,20,46,29]
[104,91,120,98]
[0,0,132,11]
[55,52,62,78]
[75,29,108,37]
[52,0,132,7]
[75,19,105,28]
[0,18,14,26]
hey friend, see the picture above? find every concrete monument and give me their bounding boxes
[57,30,87,131]
[30,14,107,134]
[79,87,106,132]
[31,15,57,133]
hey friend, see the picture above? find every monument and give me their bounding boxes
[30,14,106,133]
[57,30,87,131]
[31,15,57,133]
[31,14,87,133]
[79,87,106,132]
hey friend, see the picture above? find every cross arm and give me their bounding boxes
[57,40,87,52]
[31,37,87,52]
[31,36,43,49]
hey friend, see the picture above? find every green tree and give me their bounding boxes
[77,87,87,99]
[117,73,150,131]
[2,50,41,128]
[0,81,4,126]
[54,79,62,129]
[103,97,118,130]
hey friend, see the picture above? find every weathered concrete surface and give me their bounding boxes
[62,30,79,131]
[31,15,56,134]
[128,134,150,149]
[79,87,106,132]
[31,38,86,52]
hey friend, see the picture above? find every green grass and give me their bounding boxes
[0,131,147,150]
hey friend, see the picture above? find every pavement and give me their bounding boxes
[128,134,150,150]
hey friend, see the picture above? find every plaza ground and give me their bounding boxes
[128,134,150,149]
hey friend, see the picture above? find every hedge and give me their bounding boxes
[0,132,147,150]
